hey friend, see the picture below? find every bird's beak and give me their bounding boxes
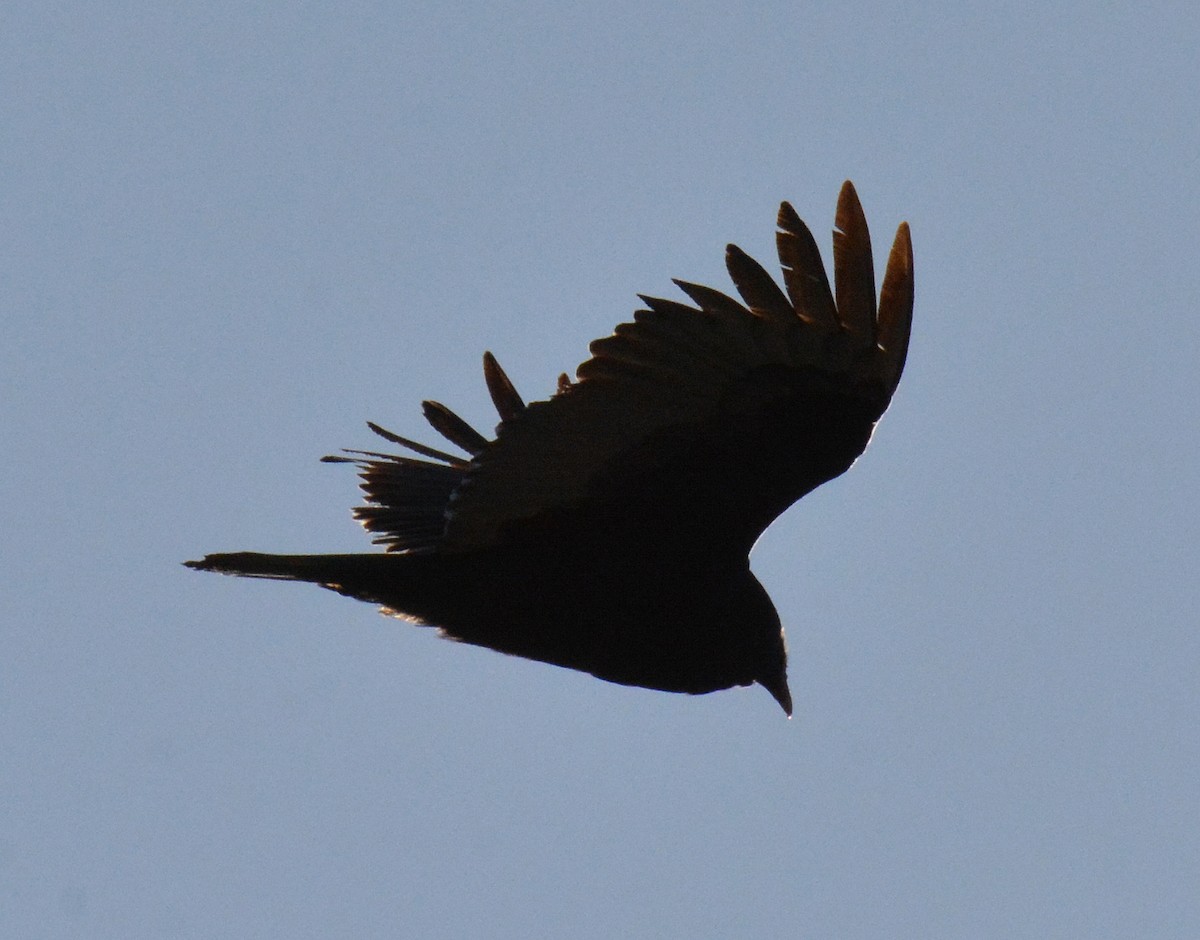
[759,673,793,717]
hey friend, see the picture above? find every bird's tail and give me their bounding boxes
[183,551,416,608]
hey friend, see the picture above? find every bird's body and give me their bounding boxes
[187,183,914,715]
[202,534,788,706]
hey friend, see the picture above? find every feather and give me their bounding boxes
[776,202,837,328]
[877,222,914,395]
[365,422,466,466]
[422,401,489,454]
[482,351,525,421]
[724,244,794,323]
[832,180,876,339]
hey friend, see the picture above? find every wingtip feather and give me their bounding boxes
[482,351,526,421]
[877,221,914,394]
[832,180,876,339]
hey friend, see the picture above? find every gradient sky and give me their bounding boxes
[5,2,1198,937]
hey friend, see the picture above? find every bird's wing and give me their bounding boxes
[436,181,913,555]
[322,351,531,553]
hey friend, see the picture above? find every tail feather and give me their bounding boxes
[183,552,415,607]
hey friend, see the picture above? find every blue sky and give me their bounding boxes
[4,2,1198,936]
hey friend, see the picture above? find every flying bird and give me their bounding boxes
[186,182,913,715]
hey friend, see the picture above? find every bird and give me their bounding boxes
[185,181,913,716]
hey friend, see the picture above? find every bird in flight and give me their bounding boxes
[186,181,913,716]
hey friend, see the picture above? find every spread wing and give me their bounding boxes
[332,182,912,558]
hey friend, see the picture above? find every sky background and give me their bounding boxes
[4,2,1198,937]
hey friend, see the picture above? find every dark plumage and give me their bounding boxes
[186,182,914,715]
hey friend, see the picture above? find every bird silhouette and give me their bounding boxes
[186,181,913,715]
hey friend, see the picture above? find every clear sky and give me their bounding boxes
[4,2,1198,936]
